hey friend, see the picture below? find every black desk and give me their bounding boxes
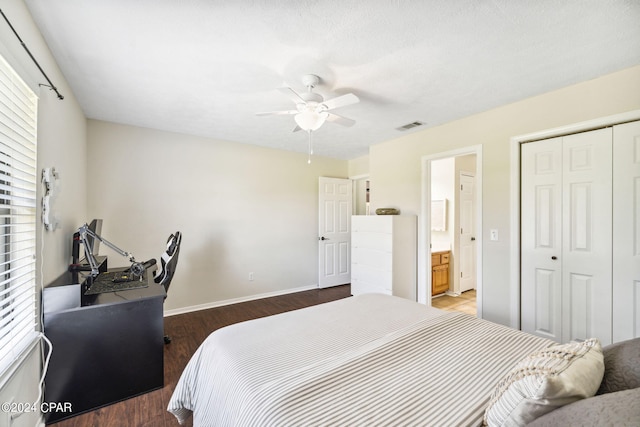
[43,258,166,424]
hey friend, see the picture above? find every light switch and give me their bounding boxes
[490,229,499,241]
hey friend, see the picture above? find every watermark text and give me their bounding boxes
[1,401,72,414]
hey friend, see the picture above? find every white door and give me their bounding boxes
[459,172,476,293]
[521,129,613,344]
[521,137,564,342]
[318,177,352,288]
[612,120,640,341]
[561,129,612,344]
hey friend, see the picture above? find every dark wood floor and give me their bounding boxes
[50,285,352,427]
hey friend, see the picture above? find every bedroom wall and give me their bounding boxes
[0,1,88,426]
[348,154,369,177]
[87,120,348,312]
[368,64,640,327]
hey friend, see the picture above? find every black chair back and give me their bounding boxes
[154,231,181,295]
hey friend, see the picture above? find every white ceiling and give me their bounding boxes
[24,0,640,160]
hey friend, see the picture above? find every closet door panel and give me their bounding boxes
[521,138,563,341]
[568,273,594,341]
[613,120,640,341]
[533,268,559,336]
[562,128,612,344]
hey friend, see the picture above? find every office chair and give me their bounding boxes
[154,231,182,344]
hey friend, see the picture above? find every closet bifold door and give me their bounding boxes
[521,137,563,343]
[561,129,612,345]
[612,120,640,342]
[521,128,613,345]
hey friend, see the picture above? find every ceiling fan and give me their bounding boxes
[257,74,359,133]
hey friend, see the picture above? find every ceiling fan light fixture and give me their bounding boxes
[258,74,359,142]
[294,110,328,131]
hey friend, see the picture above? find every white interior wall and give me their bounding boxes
[369,65,640,326]
[87,120,348,312]
[348,154,370,177]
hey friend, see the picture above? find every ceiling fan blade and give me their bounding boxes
[292,125,302,132]
[321,93,359,110]
[326,113,355,127]
[278,87,306,104]
[256,110,298,116]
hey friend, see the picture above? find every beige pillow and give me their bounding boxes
[483,338,604,427]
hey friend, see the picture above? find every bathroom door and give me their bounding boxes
[459,172,476,293]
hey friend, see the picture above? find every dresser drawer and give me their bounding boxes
[352,265,392,290]
[352,232,392,252]
[352,247,392,270]
[351,216,393,233]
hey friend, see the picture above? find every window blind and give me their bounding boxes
[0,53,38,376]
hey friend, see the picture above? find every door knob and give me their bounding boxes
[319,236,329,241]
[471,237,476,241]
[551,256,557,260]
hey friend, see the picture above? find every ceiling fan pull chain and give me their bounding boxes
[307,130,313,164]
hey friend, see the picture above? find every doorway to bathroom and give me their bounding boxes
[421,146,482,317]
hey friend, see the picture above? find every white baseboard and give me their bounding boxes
[163,284,319,317]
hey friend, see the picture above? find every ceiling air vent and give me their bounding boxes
[396,121,425,131]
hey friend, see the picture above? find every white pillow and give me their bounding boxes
[484,338,604,427]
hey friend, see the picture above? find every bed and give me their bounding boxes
[168,293,613,426]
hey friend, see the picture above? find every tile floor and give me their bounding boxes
[431,289,477,316]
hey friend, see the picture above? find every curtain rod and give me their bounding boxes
[0,8,64,100]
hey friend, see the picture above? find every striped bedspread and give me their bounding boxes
[168,294,552,426]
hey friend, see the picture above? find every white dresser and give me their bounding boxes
[351,215,417,300]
